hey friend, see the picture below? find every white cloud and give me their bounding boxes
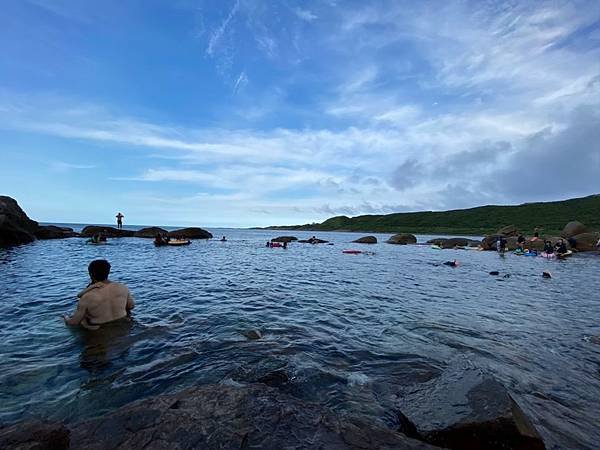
[294,8,318,22]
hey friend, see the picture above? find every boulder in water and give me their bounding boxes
[35,225,79,239]
[0,196,38,247]
[80,226,135,238]
[397,364,545,450]
[386,233,417,245]
[168,227,213,239]
[134,226,169,238]
[243,329,262,340]
[353,235,377,244]
[560,221,588,239]
[271,236,298,243]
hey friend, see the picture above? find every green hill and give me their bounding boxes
[264,195,600,235]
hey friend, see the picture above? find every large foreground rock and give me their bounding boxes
[80,225,135,238]
[0,196,38,247]
[570,232,600,251]
[353,235,377,244]
[271,235,298,243]
[134,226,168,238]
[35,225,79,239]
[168,227,212,239]
[561,221,588,239]
[0,420,70,449]
[67,384,435,450]
[397,365,545,450]
[387,233,417,245]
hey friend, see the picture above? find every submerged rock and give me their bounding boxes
[0,420,70,449]
[80,225,135,238]
[0,196,38,247]
[386,233,417,245]
[168,227,213,239]
[561,221,588,239]
[243,329,263,340]
[353,236,378,244]
[66,384,436,449]
[397,366,545,450]
[134,226,168,238]
[271,236,298,243]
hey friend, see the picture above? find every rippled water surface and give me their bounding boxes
[1,228,599,449]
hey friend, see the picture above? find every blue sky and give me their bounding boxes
[1,0,599,227]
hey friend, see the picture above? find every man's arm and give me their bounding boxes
[63,298,88,326]
[126,291,135,312]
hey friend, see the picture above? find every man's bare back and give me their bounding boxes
[64,260,135,329]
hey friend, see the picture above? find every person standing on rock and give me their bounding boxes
[116,212,124,229]
[63,259,135,330]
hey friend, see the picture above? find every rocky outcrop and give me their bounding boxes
[0,420,70,450]
[570,232,600,251]
[496,225,519,237]
[0,196,39,247]
[561,221,588,239]
[80,226,135,238]
[168,227,213,239]
[397,365,545,450]
[427,238,480,248]
[63,384,435,450]
[353,236,377,244]
[134,226,169,238]
[271,236,298,243]
[387,233,417,245]
[298,238,329,244]
[34,225,79,239]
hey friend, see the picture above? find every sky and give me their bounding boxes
[0,0,599,227]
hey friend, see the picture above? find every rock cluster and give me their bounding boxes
[426,237,480,248]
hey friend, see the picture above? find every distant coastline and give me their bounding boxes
[256,194,600,236]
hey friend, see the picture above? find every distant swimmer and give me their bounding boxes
[116,212,124,229]
[443,260,459,267]
[220,236,227,242]
[63,259,135,330]
[542,271,552,279]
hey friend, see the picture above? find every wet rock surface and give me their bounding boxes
[134,226,169,238]
[397,365,545,450]
[387,233,417,245]
[271,235,298,243]
[167,227,213,239]
[63,384,437,450]
[35,225,79,239]
[80,225,135,238]
[0,420,70,450]
[353,235,378,244]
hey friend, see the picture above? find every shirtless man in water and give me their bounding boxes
[63,259,134,329]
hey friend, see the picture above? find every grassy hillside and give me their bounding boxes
[264,195,600,235]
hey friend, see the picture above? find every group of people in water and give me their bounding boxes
[496,232,572,257]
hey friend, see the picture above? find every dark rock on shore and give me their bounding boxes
[134,226,169,238]
[168,227,213,239]
[64,384,436,449]
[80,225,135,238]
[271,235,298,243]
[0,196,39,247]
[0,420,70,450]
[387,233,417,245]
[353,235,377,244]
[570,232,600,251]
[496,224,519,237]
[397,365,545,450]
[427,238,480,248]
[34,225,79,239]
[561,221,588,239]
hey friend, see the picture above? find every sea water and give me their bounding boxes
[1,228,599,449]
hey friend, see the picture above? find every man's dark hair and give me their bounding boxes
[88,259,111,281]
